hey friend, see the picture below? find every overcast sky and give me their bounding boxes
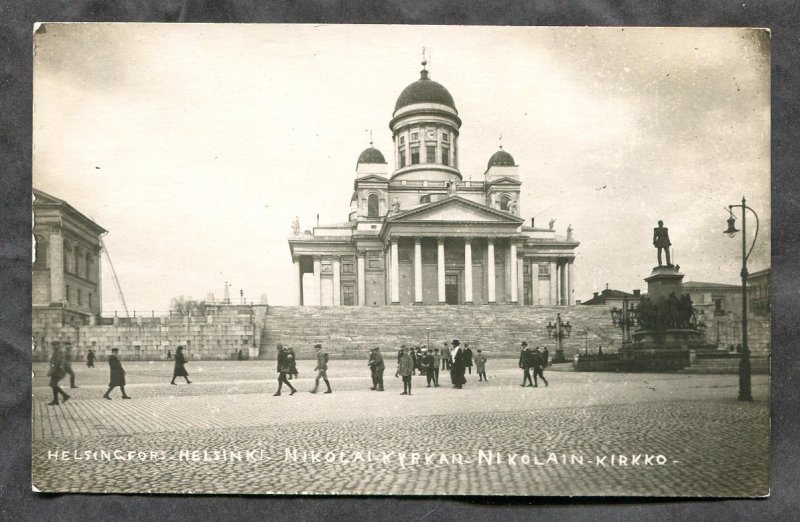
[33,24,770,312]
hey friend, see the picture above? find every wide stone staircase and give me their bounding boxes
[260,305,621,359]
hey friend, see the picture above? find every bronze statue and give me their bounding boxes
[653,220,672,266]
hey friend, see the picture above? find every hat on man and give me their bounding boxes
[452,339,460,347]
[314,343,322,349]
[111,348,119,353]
[521,341,528,347]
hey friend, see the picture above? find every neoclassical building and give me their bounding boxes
[288,60,579,306]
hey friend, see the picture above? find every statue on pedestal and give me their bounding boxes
[291,216,300,237]
[549,218,556,230]
[567,224,573,240]
[391,198,400,214]
[653,220,672,266]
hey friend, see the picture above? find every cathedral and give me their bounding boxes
[288,59,579,307]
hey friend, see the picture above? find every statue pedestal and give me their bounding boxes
[644,266,684,302]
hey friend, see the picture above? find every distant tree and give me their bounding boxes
[170,296,206,317]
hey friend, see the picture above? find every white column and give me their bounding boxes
[530,257,539,305]
[487,237,496,303]
[510,242,518,303]
[390,237,400,304]
[568,259,575,305]
[464,237,473,303]
[437,237,446,303]
[313,255,322,306]
[516,253,524,306]
[292,255,302,306]
[50,233,64,303]
[549,259,558,305]
[332,255,341,306]
[414,238,423,303]
[357,250,366,306]
[560,260,568,305]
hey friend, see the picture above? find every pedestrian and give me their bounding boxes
[86,348,95,368]
[47,345,70,405]
[273,343,296,396]
[533,347,549,387]
[410,347,418,376]
[368,347,378,390]
[542,347,550,368]
[170,346,192,385]
[372,347,385,391]
[287,346,298,380]
[396,346,414,395]
[450,339,466,389]
[475,349,487,381]
[166,350,172,360]
[311,343,332,394]
[103,348,131,400]
[519,342,533,387]
[441,342,451,371]
[432,348,441,387]
[464,343,474,375]
[423,348,436,387]
[63,345,79,389]
[237,349,244,361]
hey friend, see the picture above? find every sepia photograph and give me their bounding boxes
[31,23,770,496]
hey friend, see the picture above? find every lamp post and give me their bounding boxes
[610,298,638,348]
[546,313,571,363]
[724,196,759,402]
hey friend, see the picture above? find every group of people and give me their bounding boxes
[518,342,549,388]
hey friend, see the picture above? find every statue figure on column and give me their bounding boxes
[391,198,400,214]
[549,218,556,230]
[447,181,458,196]
[566,224,573,240]
[291,216,301,237]
[653,220,672,266]
[508,197,519,216]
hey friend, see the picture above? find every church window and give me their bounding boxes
[499,195,511,211]
[66,285,71,302]
[442,147,449,165]
[342,285,355,306]
[78,289,83,305]
[399,136,405,145]
[399,149,406,168]
[342,260,354,274]
[411,132,419,142]
[411,147,420,165]
[74,248,81,277]
[367,194,380,217]
[426,146,436,163]
[33,235,48,268]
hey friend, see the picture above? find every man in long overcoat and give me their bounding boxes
[519,342,533,387]
[372,347,385,391]
[396,347,414,395]
[103,348,131,400]
[532,347,549,388]
[170,346,191,385]
[47,345,69,405]
[311,344,332,394]
[274,344,296,396]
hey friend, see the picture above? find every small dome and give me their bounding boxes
[487,149,515,168]
[357,147,386,164]
[394,69,457,113]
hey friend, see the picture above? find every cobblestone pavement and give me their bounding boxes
[32,360,770,496]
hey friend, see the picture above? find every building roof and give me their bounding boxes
[682,281,740,290]
[487,149,515,168]
[357,146,387,165]
[394,69,457,113]
[32,188,107,235]
[582,288,638,305]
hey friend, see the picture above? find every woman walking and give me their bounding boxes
[47,345,70,405]
[103,348,131,400]
[170,346,191,385]
[86,348,95,368]
[274,344,296,396]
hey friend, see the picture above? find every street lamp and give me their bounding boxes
[610,298,638,345]
[723,196,759,401]
[546,313,572,363]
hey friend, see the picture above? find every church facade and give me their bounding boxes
[288,61,579,307]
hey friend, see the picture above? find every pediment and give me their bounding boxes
[487,176,522,186]
[355,174,389,183]
[32,189,64,206]
[388,196,523,224]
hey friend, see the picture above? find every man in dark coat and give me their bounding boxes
[170,346,191,385]
[372,347,385,391]
[47,345,70,405]
[464,343,474,374]
[86,349,95,368]
[103,348,131,400]
[368,348,378,390]
[441,342,451,371]
[422,349,436,387]
[450,340,466,389]
[63,345,79,388]
[542,347,550,368]
[396,346,414,395]
[532,347,549,388]
[274,343,296,396]
[519,342,533,387]
[432,348,441,387]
